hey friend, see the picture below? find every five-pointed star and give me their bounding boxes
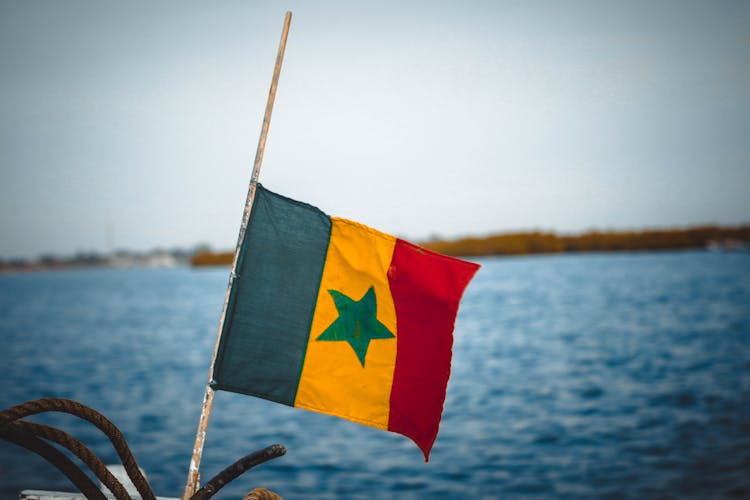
[316,286,395,367]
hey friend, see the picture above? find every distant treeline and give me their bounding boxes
[422,225,750,257]
[191,251,235,266]
[190,225,749,266]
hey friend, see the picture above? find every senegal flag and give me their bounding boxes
[211,184,479,460]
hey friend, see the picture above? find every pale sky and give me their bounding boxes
[1,1,749,259]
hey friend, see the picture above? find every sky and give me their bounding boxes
[1,1,749,259]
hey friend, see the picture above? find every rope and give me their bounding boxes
[0,398,154,500]
[190,445,286,500]
[1,398,286,499]
[0,425,108,500]
[244,488,284,500]
[8,420,132,500]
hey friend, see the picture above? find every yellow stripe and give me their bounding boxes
[294,217,398,429]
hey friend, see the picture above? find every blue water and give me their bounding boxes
[1,251,749,499]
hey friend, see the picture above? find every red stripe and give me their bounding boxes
[387,239,480,460]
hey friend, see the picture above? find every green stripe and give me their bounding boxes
[212,184,331,406]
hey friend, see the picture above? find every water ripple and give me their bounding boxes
[1,252,749,498]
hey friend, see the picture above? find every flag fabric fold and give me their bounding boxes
[211,184,479,460]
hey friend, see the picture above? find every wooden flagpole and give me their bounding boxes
[182,11,292,499]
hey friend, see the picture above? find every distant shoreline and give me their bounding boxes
[190,225,750,266]
[0,249,192,274]
[3,225,747,273]
[421,225,750,258]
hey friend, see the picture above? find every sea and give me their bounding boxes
[1,250,749,499]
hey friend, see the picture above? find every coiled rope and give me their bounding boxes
[0,398,285,499]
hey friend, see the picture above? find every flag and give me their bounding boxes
[211,184,479,460]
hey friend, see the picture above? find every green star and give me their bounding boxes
[316,286,395,367]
